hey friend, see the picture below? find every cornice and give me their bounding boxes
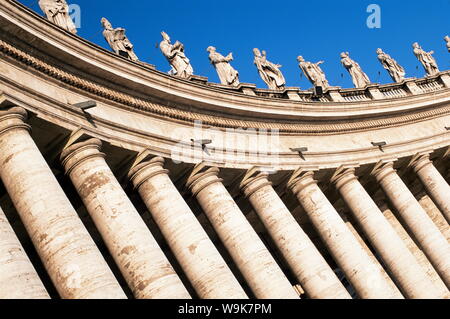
[0,39,449,135]
[0,0,449,128]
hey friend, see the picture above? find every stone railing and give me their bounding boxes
[199,71,450,103]
[416,77,446,93]
[200,72,450,104]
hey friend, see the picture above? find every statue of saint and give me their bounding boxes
[207,46,239,86]
[413,42,439,76]
[39,0,77,34]
[376,48,406,83]
[445,36,450,53]
[159,32,194,78]
[253,48,286,90]
[340,52,371,88]
[101,18,138,62]
[297,56,330,89]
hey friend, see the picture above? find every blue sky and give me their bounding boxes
[19,0,450,89]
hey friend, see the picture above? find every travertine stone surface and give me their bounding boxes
[187,164,298,299]
[129,156,247,299]
[380,203,450,297]
[0,107,125,299]
[241,170,351,299]
[418,194,450,242]
[373,162,450,288]
[0,205,50,299]
[411,155,450,223]
[341,214,398,290]
[288,170,403,299]
[332,168,443,298]
[61,138,190,299]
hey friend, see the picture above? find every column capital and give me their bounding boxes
[371,161,397,182]
[240,167,272,199]
[186,163,223,197]
[287,169,317,195]
[60,138,104,175]
[0,106,30,137]
[330,167,358,191]
[409,153,433,174]
[128,156,168,190]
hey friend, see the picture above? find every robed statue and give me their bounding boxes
[101,18,138,62]
[413,42,439,76]
[340,52,371,88]
[160,32,194,78]
[207,46,239,86]
[39,0,77,34]
[253,48,286,90]
[376,48,406,83]
[297,56,330,89]
[445,36,450,53]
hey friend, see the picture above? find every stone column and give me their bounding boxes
[0,205,50,299]
[288,170,403,299]
[332,168,443,298]
[0,107,125,299]
[128,156,247,299]
[61,139,190,299]
[380,203,450,297]
[187,164,298,299]
[373,162,450,288]
[240,169,351,299]
[411,154,450,223]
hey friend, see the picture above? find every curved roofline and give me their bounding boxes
[1,0,449,125]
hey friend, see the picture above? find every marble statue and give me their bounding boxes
[340,52,371,88]
[376,48,406,83]
[297,56,330,89]
[39,0,77,34]
[253,48,286,90]
[101,18,138,62]
[445,36,450,53]
[207,47,239,86]
[413,42,439,76]
[160,32,193,78]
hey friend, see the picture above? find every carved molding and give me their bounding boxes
[0,39,449,135]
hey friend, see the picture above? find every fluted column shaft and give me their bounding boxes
[0,107,125,299]
[128,157,247,299]
[332,168,443,298]
[412,155,450,223]
[373,162,450,288]
[0,205,49,299]
[61,139,190,299]
[187,165,298,299]
[241,171,351,299]
[288,171,403,299]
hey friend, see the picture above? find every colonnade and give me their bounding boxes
[0,106,449,299]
